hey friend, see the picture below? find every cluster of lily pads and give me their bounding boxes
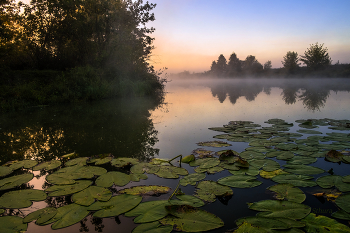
[0,118,350,232]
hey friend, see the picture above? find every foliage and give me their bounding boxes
[300,42,332,70]
[282,51,300,73]
[263,60,272,70]
[243,55,263,74]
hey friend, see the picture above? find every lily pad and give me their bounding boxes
[259,169,289,179]
[95,171,131,187]
[272,174,317,187]
[325,150,344,163]
[88,194,142,218]
[266,151,294,160]
[130,173,148,182]
[89,157,113,165]
[0,216,27,233]
[218,174,262,188]
[235,216,290,231]
[65,157,89,166]
[343,175,350,183]
[275,143,298,151]
[229,166,259,176]
[332,209,350,221]
[0,189,47,209]
[119,185,171,196]
[172,195,205,207]
[250,200,311,219]
[8,160,38,170]
[33,160,61,171]
[317,175,350,192]
[125,200,169,223]
[189,158,220,168]
[160,205,224,232]
[40,203,90,230]
[267,184,306,203]
[297,129,323,134]
[219,162,240,171]
[335,193,350,213]
[180,173,206,186]
[195,181,233,203]
[23,207,57,225]
[233,222,267,233]
[286,156,317,165]
[181,154,195,163]
[0,173,34,190]
[130,163,160,174]
[72,186,112,206]
[239,151,266,160]
[46,180,91,196]
[194,166,224,174]
[197,140,232,147]
[249,159,280,172]
[0,166,13,177]
[155,166,188,179]
[111,158,139,167]
[132,221,173,233]
[283,164,324,175]
[301,213,350,232]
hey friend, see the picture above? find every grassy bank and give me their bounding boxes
[0,66,166,112]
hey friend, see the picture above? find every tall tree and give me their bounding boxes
[282,51,299,73]
[263,60,272,70]
[216,54,227,77]
[227,52,242,77]
[300,42,331,70]
[243,55,263,75]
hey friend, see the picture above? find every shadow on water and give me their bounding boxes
[0,97,162,164]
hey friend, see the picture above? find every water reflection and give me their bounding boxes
[0,97,162,164]
[207,78,349,111]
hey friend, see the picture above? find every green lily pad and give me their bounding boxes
[172,195,205,207]
[194,166,224,174]
[283,164,324,175]
[233,222,267,233]
[181,154,195,163]
[266,151,294,160]
[239,151,266,160]
[236,216,290,231]
[297,144,319,152]
[250,200,311,219]
[130,163,160,174]
[309,151,327,158]
[132,221,173,233]
[286,156,317,165]
[33,160,61,171]
[301,213,350,232]
[111,158,139,167]
[89,157,113,165]
[0,216,27,233]
[245,146,275,153]
[291,150,313,156]
[189,158,220,168]
[297,129,323,134]
[46,180,91,196]
[40,204,90,230]
[0,209,3,214]
[249,159,280,172]
[130,173,148,182]
[272,174,317,187]
[155,166,188,179]
[160,205,224,232]
[267,184,306,203]
[72,186,112,206]
[219,162,240,171]
[0,173,34,190]
[23,207,57,225]
[332,209,350,221]
[275,143,298,151]
[0,166,13,177]
[0,189,47,209]
[88,194,142,218]
[325,150,344,163]
[65,157,89,166]
[95,171,131,187]
[195,181,233,203]
[335,193,350,213]
[180,173,206,186]
[218,174,262,188]
[317,175,350,192]
[8,160,38,170]
[259,169,289,179]
[343,175,350,183]
[118,185,171,196]
[197,140,232,147]
[125,200,169,223]
[229,166,260,176]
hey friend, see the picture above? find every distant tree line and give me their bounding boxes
[206,43,349,78]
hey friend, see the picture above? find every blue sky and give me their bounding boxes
[149,0,350,72]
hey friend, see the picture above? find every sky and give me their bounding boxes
[147,0,350,73]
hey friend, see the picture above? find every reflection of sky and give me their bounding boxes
[149,0,350,72]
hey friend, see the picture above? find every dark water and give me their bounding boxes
[1,78,350,232]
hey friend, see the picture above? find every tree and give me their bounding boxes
[300,43,331,70]
[243,55,263,74]
[263,61,272,70]
[216,54,227,77]
[282,51,300,73]
[210,60,218,74]
[227,52,242,77]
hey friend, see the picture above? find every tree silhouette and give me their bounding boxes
[282,51,300,73]
[227,52,242,77]
[243,55,263,75]
[216,54,227,77]
[300,43,332,70]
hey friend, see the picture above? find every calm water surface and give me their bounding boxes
[1,78,350,232]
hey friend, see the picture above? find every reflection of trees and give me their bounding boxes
[299,89,330,111]
[0,97,162,165]
[281,87,299,105]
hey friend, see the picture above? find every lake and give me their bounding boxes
[1,78,350,232]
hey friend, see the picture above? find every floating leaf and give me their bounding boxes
[301,213,350,232]
[160,205,224,232]
[332,209,350,221]
[0,173,33,190]
[88,194,142,218]
[172,195,205,207]
[130,163,159,174]
[41,204,90,230]
[317,175,350,192]
[46,180,91,196]
[95,171,131,187]
[155,166,188,179]
[33,160,61,171]
[130,173,148,182]
[259,169,289,179]
[250,200,311,219]
[111,158,139,167]
[267,184,306,203]
[0,166,12,177]
[65,157,89,166]
[219,162,240,171]
[249,159,280,172]
[125,200,169,223]
[297,129,322,134]
[8,160,38,170]
[218,174,262,188]
[325,150,344,163]
[335,193,350,213]
[283,164,324,175]
[286,156,317,165]
[0,216,27,233]
[72,186,112,206]
[119,185,170,196]
[0,189,47,209]
[23,207,57,225]
[275,143,298,151]
[195,181,233,202]
[197,140,232,147]
[132,221,173,233]
[191,148,214,158]
[179,173,206,186]
[343,175,350,183]
[181,154,195,163]
[266,151,294,160]
[233,222,267,233]
[272,174,317,187]
[189,158,220,168]
[236,216,290,231]
[239,151,266,160]
[194,166,224,174]
[245,146,275,153]
[89,157,112,165]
